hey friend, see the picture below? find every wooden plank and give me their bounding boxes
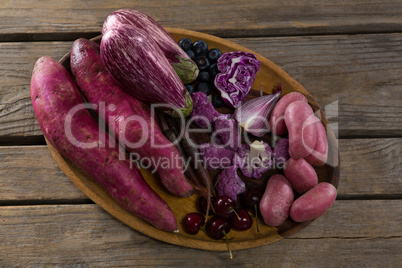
[230,33,402,138]
[0,41,73,140]
[0,138,400,202]
[1,33,401,140]
[0,201,400,267]
[1,0,402,41]
[0,146,87,202]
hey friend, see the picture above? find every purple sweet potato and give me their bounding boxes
[305,121,328,166]
[30,56,177,232]
[259,174,294,226]
[70,38,194,198]
[269,92,308,135]
[284,158,318,194]
[290,182,337,222]
[285,101,319,159]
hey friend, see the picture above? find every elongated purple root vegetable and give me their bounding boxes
[290,182,337,222]
[102,8,199,84]
[259,174,294,226]
[30,56,177,232]
[71,38,194,198]
[101,24,193,117]
[284,158,318,194]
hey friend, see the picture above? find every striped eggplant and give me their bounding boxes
[101,24,193,117]
[102,9,199,84]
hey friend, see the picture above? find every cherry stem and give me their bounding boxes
[222,231,233,261]
[254,204,260,235]
[230,207,241,221]
[200,226,207,234]
[213,176,221,188]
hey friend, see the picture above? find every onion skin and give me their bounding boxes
[101,25,193,117]
[102,9,199,84]
[234,89,281,137]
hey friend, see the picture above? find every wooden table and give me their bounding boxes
[1,1,401,267]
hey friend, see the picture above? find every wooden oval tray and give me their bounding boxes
[49,28,340,251]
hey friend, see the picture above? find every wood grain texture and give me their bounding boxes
[1,0,402,41]
[0,41,73,140]
[0,138,400,202]
[0,201,400,267]
[1,33,401,140]
[231,33,402,137]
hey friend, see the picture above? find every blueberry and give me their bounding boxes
[194,56,210,72]
[185,49,196,60]
[185,84,195,95]
[207,48,222,64]
[193,40,208,56]
[179,38,192,51]
[197,71,211,82]
[209,63,220,78]
[212,94,225,108]
[195,82,212,96]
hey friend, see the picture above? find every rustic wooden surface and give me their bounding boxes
[0,0,401,267]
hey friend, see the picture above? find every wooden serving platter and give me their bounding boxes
[49,28,340,251]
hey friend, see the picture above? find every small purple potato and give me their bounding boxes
[284,158,318,194]
[305,121,328,166]
[290,182,337,222]
[269,92,307,135]
[285,101,319,159]
[260,174,294,226]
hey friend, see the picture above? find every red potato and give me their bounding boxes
[285,101,319,159]
[30,56,177,232]
[259,174,294,226]
[269,92,307,135]
[70,38,194,198]
[305,121,328,166]
[290,182,337,222]
[284,158,318,194]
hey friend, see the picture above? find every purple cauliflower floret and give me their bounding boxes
[199,143,235,170]
[215,166,246,200]
[213,115,240,151]
[273,138,290,168]
[233,141,273,179]
[190,92,222,128]
[214,51,261,108]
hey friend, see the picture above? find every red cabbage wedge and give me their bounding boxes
[101,24,193,117]
[102,8,199,84]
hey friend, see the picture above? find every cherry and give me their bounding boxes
[198,195,215,216]
[182,212,205,235]
[231,208,253,231]
[206,217,231,240]
[241,187,263,212]
[214,196,236,219]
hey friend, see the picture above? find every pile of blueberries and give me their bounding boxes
[178,38,226,108]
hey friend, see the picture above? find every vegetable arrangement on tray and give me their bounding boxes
[30,8,338,256]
